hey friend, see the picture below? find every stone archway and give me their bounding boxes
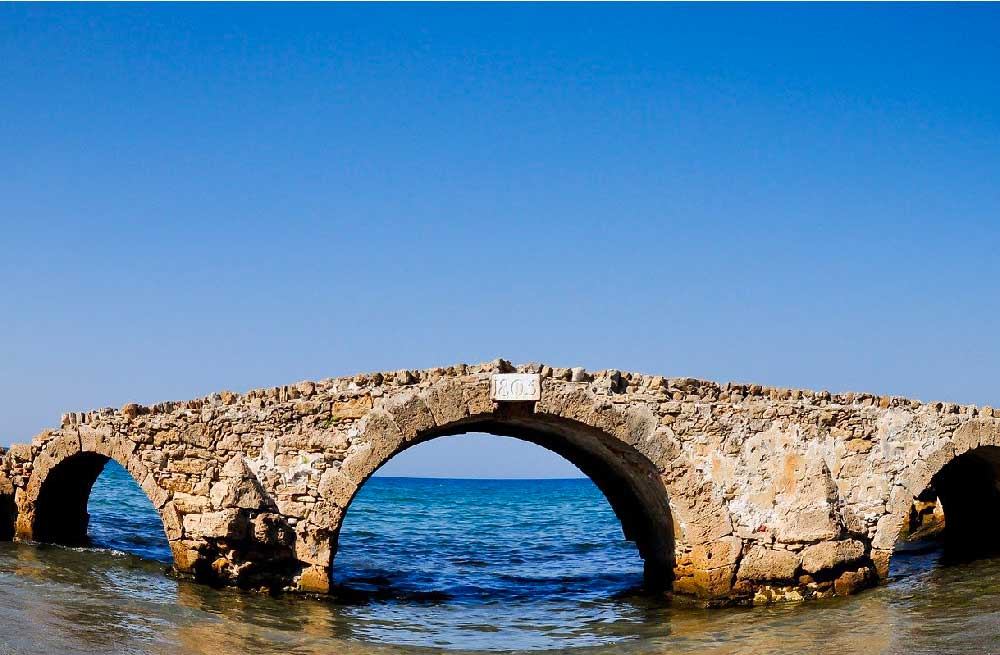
[880,419,1000,571]
[337,413,674,592]
[14,434,175,551]
[296,375,715,598]
[931,445,1000,553]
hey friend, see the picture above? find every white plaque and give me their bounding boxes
[491,373,541,401]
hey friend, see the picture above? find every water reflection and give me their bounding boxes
[2,541,1000,654]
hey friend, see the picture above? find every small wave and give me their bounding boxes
[330,584,454,604]
[70,546,129,558]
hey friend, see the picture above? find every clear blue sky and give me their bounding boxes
[2,4,998,477]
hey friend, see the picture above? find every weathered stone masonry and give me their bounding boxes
[1,360,998,606]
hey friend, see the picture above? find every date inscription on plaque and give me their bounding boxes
[491,373,541,402]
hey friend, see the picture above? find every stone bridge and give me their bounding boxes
[1,360,998,606]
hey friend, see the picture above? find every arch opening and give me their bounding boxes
[0,493,15,541]
[899,445,1000,561]
[34,452,108,544]
[31,454,172,562]
[331,412,675,596]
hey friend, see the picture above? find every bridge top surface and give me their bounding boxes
[34,359,991,438]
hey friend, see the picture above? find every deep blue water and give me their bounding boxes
[331,476,645,601]
[88,461,174,564]
[329,476,649,649]
[89,463,647,602]
[87,462,651,650]
[0,460,995,654]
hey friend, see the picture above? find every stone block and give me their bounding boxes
[297,565,330,593]
[799,539,865,574]
[774,507,840,544]
[210,477,265,510]
[833,567,870,595]
[318,468,357,507]
[170,540,203,573]
[736,546,800,582]
[182,509,247,540]
[383,391,435,441]
[331,396,373,420]
[682,536,743,570]
[673,565,736,599]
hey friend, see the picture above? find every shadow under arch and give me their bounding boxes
[920,445,1000,558]
[333,406,676,593]
[0,492,14,540]
[878,418,1000,577]
[33,451,111,544]
[17,440,174,561]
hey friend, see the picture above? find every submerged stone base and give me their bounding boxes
[670,537,881,607]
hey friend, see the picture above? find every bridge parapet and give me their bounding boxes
[1,360,997,606]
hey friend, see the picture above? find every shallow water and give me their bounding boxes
[0,462,997,654]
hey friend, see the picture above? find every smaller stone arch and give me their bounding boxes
[14,432,175,550]
[881,418,1000,568]
[930,445,1000,552]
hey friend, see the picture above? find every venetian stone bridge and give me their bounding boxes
[1,360,998,606]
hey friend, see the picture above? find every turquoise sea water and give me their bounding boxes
[0,461,998,654]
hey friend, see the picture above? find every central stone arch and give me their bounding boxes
[316,377,680,594]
